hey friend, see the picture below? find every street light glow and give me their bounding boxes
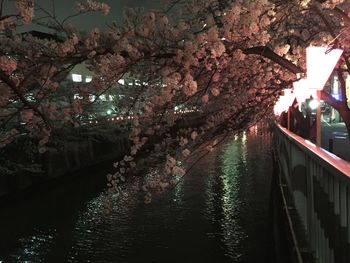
[309,99,319,110]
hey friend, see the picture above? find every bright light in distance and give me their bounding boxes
[72,74,82,82]
[73,94,83,99]
[306,46,343,90]
[118,79,125,85]
[333,76,339,94]
[332,94,341,101]
[107,109,112,115]
[309,99,319,110]
[85,76,92,83]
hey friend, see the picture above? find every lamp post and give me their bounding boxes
[306,46,343,147]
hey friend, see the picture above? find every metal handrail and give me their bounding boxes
[276,123,350,180]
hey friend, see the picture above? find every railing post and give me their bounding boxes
[340,182,347,262]
[329,139,333,153]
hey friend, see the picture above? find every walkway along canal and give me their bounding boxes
[0,126,275,263]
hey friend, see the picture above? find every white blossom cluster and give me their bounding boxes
[15,0,34,24]
[77,0,110,16]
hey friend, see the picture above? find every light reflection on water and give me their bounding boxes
[0,125,273,263]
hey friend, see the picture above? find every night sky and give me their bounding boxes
[5,0,161,31]
[54,0,160,29]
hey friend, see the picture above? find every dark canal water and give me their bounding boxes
[0,126,273,263]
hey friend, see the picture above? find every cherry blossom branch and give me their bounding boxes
[243,46,303,74]
[321,90,346,113]
[51,0,56,18]
[311,5,337,39]
[313,0,350,24]
[0,0,5,17]
[333,7,350,24]
[0,14,20,21]
[164,0,182,14]
[34,4,67,35]
[0,71,51,128]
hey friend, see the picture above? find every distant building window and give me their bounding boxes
[72,74,82,82]
[333,76,339,94]
[85,76,92,83]
[89,94,96,102]
[25,93,36,102]
[99,94,107,101]
[74,94,83,99]
[118,79,125,85]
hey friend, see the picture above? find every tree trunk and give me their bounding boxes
[321,91,350,137]
[340,107,350,137]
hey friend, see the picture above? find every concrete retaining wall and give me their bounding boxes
[0,135,130,198]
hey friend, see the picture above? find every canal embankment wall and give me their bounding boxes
[0,113,206,203]
[0,129,130,202]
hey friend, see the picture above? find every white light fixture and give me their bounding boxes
[85,76,92,83]
[72,73,82,82]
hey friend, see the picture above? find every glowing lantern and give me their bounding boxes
[273,89,295,116]
[306,46,343,90]
[293,78,311,103]
[283,89,295,106]
[274,100,286,116]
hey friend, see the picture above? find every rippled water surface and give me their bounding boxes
[0,127,273,263]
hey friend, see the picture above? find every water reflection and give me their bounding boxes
[220,137,246,260]
[0,125,273,263]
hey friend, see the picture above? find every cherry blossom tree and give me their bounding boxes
[1,0,350,199]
